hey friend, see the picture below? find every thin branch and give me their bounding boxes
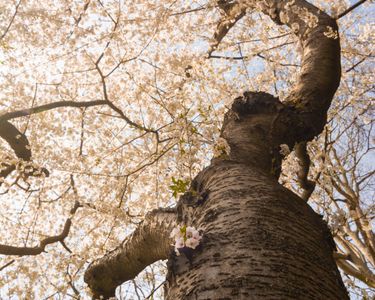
[0,259,15,271]
[79,108,86,156]
[336,0,369,19]
[238,43,250,81]
[209,42,294,62]
[105,100,156,134]
[336,258,375,288]
[345,56,368,73]
[209,54,247,60]
[145,280,166,299]
[93,60,161,143]
[208,1,247,56]
[97,0,116,24]
[125,142,177,177]
[65,0,91,41]
[170,5,209,16]
[237,32,292,44]
[0,100,107,122]
[0,0,22,41]
[23,83,38,134]
[256,53,299,67]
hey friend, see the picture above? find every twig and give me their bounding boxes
[0,259,15,271]
[0,0,22,41]
[170,5,209,16]
[345,56,368,73]
[238,44,250,81]
[145,280,166,299]
[79,108,86,156]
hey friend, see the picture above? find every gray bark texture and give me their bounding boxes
[165,92,348,299]
[84,0,349,298]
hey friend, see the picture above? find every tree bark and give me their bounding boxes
[164,92,348,299]
[85,92,349,299]
[84,0,348,298]
[167,163,348,299]
[84,208,177,299]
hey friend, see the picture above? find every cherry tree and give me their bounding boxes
[0,0,373,299]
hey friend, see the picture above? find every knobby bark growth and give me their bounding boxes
[84,0,348,298]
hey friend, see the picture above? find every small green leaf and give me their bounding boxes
[169,177,190,198]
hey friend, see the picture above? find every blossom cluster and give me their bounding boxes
[170,225,202,255]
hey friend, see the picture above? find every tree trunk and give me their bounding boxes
[84,1,348,298]
[165,93,348,299]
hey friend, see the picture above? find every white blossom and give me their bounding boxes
[185,237,200,249]
[170,225,202,255]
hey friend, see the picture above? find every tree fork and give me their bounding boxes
[84,0,346,298]
[163,92,347,299]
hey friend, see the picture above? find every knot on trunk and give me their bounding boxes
[230,91,282,118]
[221,92,295,176]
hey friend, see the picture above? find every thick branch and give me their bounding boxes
[0,219,72,256]
[0,120,31,160]
[256,0,341,137]
[211,0,341,139]
[0,163,16,179]
[84,207,177,299]
[0,121,48,182]
[208,1,247,56]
